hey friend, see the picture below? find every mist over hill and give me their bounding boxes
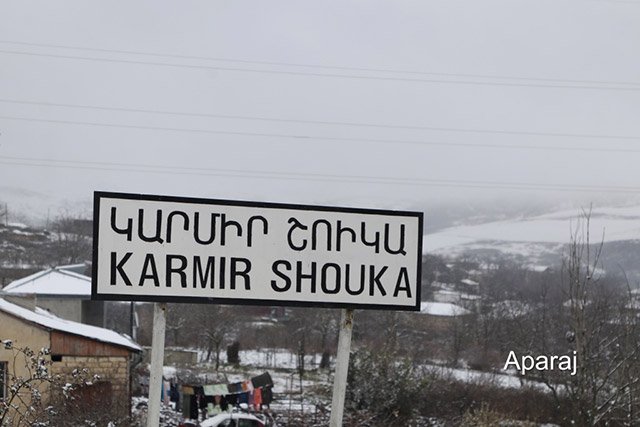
[424,204,640,284]
[3,189,640,282]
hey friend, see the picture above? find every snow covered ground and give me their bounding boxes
[423,363,553,392]
[237,349,326,370]
[145,347,566,426]
[179,348,553,395]
[420,301,471,316]
[423,204,640,263]
[194,348,326,370]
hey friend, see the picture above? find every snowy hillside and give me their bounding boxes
[423,205,640,275]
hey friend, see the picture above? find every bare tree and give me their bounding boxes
[0,341,96,426]
[561,209,640,425]
[0,202,7,226]
[313,309,339,369]
[45,212,92,266]
[166,303,188,348]
[196,305,234,370]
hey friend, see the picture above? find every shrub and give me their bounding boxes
[346,349,422,425]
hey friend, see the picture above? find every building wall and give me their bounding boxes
[49,355,131,419]
[49,330,132,419]
[0,312,134,424]
[0,312,52,425]
[36,298,83,323]
[81,300,105,327]
[433,291,459,304]
[14,298,106,327]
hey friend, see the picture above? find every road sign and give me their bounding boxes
[92,191,423,311]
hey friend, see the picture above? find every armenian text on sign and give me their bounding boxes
[93,192,422,311]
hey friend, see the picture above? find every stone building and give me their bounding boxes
[0,297,140,423]
[419,301,472,331]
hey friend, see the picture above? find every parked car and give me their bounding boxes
[199,413,265,427]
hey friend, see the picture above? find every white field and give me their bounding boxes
[424,205,640,256]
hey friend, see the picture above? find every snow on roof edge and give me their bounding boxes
[0,298,141,352]
[53,267,91,282]
[57,262,88,270]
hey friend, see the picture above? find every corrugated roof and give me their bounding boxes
[0,297,140,351]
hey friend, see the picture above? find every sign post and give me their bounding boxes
[147,303,167,427]
[92,191,423,426]
[329,308,354,427]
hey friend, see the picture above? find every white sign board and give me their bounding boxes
[92,192,423,311]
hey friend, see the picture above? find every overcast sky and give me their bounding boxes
[1,0,639,222]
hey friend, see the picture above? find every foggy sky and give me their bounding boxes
[1,0,639,222]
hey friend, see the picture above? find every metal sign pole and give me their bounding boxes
[329,308,354,427]
[147,302,167,427]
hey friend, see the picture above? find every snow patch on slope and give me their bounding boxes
[424,205,640,257]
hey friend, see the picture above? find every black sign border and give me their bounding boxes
[92,191,423,312]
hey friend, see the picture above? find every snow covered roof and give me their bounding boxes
[433,290,481,300]
[420,302,471,317]
[0,298,141,351]
[2,267,91,297]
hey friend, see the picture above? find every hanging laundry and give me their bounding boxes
[170,383,180,402]
[241,380,254,392]
[163,380,171,405]
[203,384,228,396]
[213,384,228,396]
[207,402,223,417]
[226,393,239,406]
[188,395,199,420]
[251,372,274,389]
[194,385,205,413]
[262,386,273,406]
[254,388,263,407]
[227,382,243,394]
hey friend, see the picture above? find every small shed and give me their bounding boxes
[0,297,140,422]
[419,301,472,331]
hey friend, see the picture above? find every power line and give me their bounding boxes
[1,39,639,88]
[1,114,639,152]
[2,155,639,194]
[1,48,639,92]
[2,98,639,142]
